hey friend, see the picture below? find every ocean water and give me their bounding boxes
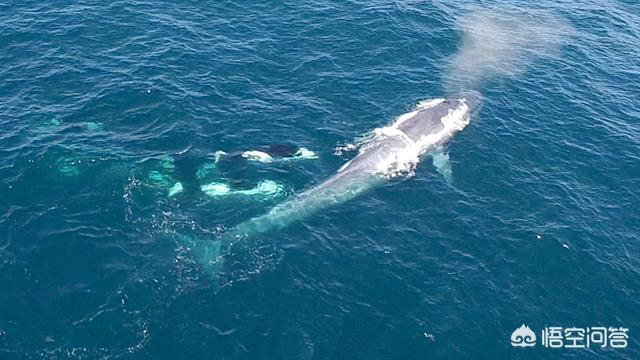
[1,0,639,359]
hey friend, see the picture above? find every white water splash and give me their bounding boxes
[355,98,471,178]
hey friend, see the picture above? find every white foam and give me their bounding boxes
[334,143,357,156]
[241,147,318,163]
[201,180,284,199]
[293,147,318,160]
[201,182,231,196]
[359,98,471,178]
[412,100,470,153]
[242,151,274,163]
[391,98,445,129]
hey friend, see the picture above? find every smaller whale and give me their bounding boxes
[215,145,318,164]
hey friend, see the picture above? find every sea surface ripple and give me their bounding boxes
[1,0,639,359]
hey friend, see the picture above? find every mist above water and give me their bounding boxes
[445,8,574,93]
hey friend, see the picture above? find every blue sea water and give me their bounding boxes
[1,0,639,359]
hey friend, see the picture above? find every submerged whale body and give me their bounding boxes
[187,98,472,273]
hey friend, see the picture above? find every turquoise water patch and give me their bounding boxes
[1,1,639,359]
[148,170,172,187]
[159,155,175,170]
[85,122,104,131]
[55,156,81,176]
[196,162,217,180]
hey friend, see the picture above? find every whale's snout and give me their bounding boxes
[444,98,466,109]
[443,98,472,121]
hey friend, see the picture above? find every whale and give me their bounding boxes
[184,98,472,273]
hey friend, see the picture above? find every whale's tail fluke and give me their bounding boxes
[184,172,380,275]
[178,235,224,277]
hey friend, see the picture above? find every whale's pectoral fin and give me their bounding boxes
[168,182,184,197]
[430,148,453,184]
[214,150,228,163]
[178,235,224,277]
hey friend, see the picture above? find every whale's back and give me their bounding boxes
[396,100,459,141]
